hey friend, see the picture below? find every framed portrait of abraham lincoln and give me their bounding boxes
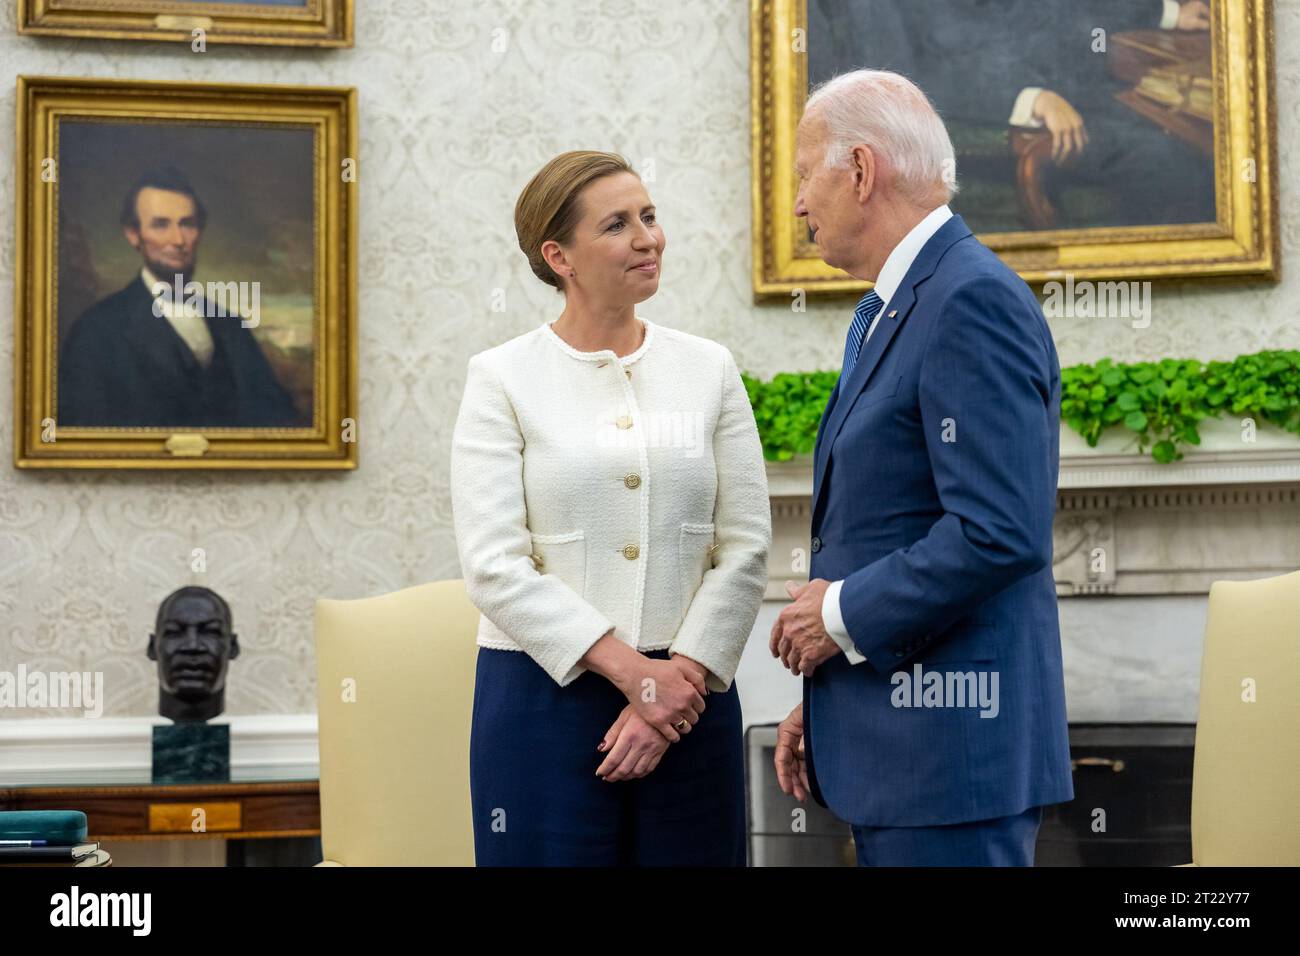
[13,76,358,470]
[750,0,1277,296]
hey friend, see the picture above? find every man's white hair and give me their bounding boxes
[804,69,958,203]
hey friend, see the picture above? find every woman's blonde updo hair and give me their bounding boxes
[514,150,635,291]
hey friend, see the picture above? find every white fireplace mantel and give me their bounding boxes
[1057,418,1300,488]
[765,422,1300,599]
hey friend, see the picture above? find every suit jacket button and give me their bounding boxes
[811,536,822,553]
[615,416,633,430]
[623,473,641,489]
[622,545,640,560]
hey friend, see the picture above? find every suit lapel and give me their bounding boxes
[811,215,973,519]
[812,376,841,464]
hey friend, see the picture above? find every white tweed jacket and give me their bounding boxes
[450,318,771,692]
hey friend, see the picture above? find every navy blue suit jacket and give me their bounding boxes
[804,214,1074,827]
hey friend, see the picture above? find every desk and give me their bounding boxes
[1110,29,1213,156]
[0,774,319,843]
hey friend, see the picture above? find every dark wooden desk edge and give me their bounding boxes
[1,780,319,801]
[0,780,321,842]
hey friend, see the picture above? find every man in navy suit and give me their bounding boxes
[769,69,1074,866]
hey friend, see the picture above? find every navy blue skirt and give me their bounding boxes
[469,646,746,866]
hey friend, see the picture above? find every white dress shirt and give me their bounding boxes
[142,266,214,368]
[820,204,954,665]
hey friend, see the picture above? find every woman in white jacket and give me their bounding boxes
[450,151,771,866]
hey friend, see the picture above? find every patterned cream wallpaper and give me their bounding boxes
[1,0,1297,718]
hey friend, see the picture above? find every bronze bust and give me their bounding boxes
[146,586,240,723]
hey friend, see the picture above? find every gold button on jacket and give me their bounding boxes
[622,544,640,560]
[623,473,641,489]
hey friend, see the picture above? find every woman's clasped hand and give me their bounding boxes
[595,651,710,782]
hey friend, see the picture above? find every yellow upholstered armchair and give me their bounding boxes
[1182,569,1300,866]
[314,580,479,866]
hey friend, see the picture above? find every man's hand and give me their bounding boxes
[596,704,670,782]
[1031,89,1088,165]
[774,704,811,802]
[769,579,841,677]
[1177,0,1210,31]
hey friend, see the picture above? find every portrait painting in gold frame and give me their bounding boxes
[18,0,352,47]
[14,76,358,470]
[751,0,1277,297]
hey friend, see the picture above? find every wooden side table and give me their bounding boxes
[0,780,319,842]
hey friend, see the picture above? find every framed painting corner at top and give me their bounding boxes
[17,0,354,48]
[751,0,1277,297]
[13,75,358,470]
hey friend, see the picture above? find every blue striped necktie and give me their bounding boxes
[842,290,883,380]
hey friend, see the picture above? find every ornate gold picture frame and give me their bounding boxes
[18,0,352,48]
[750,0,1277,297]
[14,76,358,470]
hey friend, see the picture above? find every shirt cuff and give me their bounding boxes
[1161,0,1180,30]
[1009,87,1045,128]
[822,579,866,665]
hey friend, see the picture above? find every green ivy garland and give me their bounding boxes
[741,371,838,462]
[743,350,1300,464]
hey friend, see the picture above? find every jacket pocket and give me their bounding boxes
[529,530,588,598]
[678,522,717,618]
